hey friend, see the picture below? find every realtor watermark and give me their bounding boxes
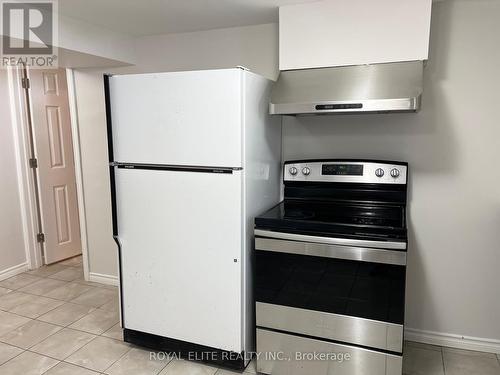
[1,0,58,68]
[149,350,352,363]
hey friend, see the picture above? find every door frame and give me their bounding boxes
[8,65,90,280]
[66,68,90,281]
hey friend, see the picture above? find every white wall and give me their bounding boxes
[72,70,118,278]
[123,23,278,79]
[0,14,135,68]
[0,70,28,279]
[57,14,136,66]
[74,0,500,348]
[283,0,500,345]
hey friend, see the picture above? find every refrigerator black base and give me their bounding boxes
[123,328,247,371]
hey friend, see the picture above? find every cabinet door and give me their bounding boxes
[279,0,432,70]
[109,69,242,167]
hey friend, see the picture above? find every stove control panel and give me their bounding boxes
[284,160,407,184]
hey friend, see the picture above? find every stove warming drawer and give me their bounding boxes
[256,328,402,375]
[256,302,403,352]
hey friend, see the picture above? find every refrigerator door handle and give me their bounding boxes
[113,235,122,249]
[113,234,125,327]
[111,162,240,174]
[109,166,118,236]
[109,165,125,326]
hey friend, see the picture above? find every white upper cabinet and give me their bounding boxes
[279,0,432,70]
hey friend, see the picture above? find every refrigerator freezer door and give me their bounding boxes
[108,69,243,167]
[115,167,243,352]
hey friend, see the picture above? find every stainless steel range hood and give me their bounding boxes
[269,61,423,115]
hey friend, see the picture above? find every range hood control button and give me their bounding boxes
[302,167,311,176]
[375,168,385,178]
[390,168,400,178]
[289,167,298,176]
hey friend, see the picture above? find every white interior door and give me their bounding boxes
[108,69,242,167]
[115,167,243,352]
[29,68,81,264]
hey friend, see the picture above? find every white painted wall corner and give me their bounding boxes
[88,272,119,286]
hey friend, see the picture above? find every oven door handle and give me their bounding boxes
[255,237,407,266]
[254,229,407,250]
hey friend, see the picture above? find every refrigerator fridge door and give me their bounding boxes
[114,166,243,352]
[108,69,243,168]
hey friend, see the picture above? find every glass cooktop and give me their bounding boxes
[255,199,407,242]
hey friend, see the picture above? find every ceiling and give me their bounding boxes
[58,0,319,37]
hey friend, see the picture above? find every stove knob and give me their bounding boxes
[289,167,298,176]
[302,167,311,176]
[390,168,400,178]
[375,168,385,178]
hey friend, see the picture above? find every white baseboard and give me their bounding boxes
[0,262,29,281]
[88,272,119,287]
[405,328,500,354]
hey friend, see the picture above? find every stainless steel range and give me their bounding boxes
[254,160,408,375]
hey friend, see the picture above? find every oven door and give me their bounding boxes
[254,231,406,354]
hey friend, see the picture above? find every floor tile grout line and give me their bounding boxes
[0,287,115,316]
[37,306,118,335]
[35,311,92,330]
[101,345,174,375]
[23,266,74,279]
[0,276,47,291]
[0,319,66,352]
[101,345,134,374]
[151,356,174,375]
[0,289,72,304]
[42,285,102,302]
[54,333,101,365]
[45,359,103,375]
[3,273,98,294]
[440,345,447,375]
[30,349,107,375]
[64,334,133,374]
[27,332,100,363]
[0,278,96,300]
[46,271,85,282]
[0,338,31,352]
[3,295,69,319]
[67,315,119,336]
[38,361,61,375]
[0,298,93,323]
[1,316,120,345]
[0,300,116,342]
[0,348,28,369]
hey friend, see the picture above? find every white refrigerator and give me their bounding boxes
[105,68,281,369]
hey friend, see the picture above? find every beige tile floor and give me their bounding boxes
[0,256,498,374]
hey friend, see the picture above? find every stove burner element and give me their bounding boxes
[284,209,315,220]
